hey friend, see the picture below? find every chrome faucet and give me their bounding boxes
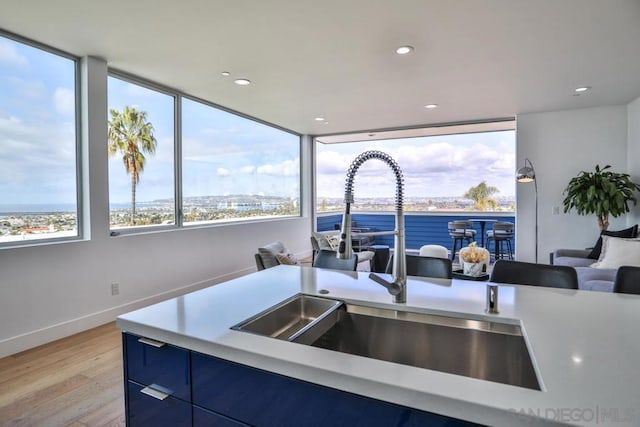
[337,150,407,303]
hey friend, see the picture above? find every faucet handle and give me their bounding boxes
[368,273,403,296]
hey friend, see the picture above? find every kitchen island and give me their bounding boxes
[117,265,640,426]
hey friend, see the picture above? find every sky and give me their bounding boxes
[0,35,77,206]
[0,32,301,209]
[1,33,514,209]
[316,130,515,200]
[107,77,300,204]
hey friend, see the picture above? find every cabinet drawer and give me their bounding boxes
[124,333,191,401]
[193,406,250,426]
[127,380,191,427]
[191,352,478,427]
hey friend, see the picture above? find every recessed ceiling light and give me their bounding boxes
[575,86,591,93]
[323,121,329,125]
[395,45,414,55]
[315,117,325,121]
[221,71,230,76]
[234,78,251,86]
[424,104,438,109]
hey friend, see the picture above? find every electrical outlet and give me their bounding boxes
[552,206,560,215]
[111,282,120,296]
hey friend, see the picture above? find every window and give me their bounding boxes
[181,97,300,224]
[107,75,176,230]
[0,33,79,246]
[107,76,301,233]
[315,122,515,213]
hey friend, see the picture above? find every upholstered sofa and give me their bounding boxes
[552,224,639,292]
[551,249,616,292]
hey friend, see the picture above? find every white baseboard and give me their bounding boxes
[0,266,256,358]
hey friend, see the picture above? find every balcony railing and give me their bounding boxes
[316,211,515,251]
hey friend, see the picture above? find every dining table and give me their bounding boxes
[467,218,497,247]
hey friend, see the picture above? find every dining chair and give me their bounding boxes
[385,254,452,279]
[613,266,640,295]
[490,260,578,289]
[418,244,449,259]
[312,249,358,271]
[447,221,477,261]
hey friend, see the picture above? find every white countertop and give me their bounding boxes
[117,266,640,427]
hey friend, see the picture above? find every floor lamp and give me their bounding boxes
[516,158,538,263]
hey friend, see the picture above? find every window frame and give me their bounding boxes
[107,70,303,236]
[107,70,180,235]
[0,30,83,249]
[180,93,303,228]
[313,119,516,215]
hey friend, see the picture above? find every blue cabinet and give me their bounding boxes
[193,406,249,426]
[125,333,191,401]
[123,333,192,426]
[191,352,477,427]
[123,332,479,427]
[127,380,192,426]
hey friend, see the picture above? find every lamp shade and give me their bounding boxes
[516,165,535,182]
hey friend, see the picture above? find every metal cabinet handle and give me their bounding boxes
[137,337,166,348]
[140,385,170,400]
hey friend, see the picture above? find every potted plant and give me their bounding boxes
[562,164,640,231]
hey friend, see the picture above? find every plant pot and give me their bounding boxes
[463,262,484,277]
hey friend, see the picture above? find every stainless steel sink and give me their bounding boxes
[232,294,541,390]
[232,295,343,341]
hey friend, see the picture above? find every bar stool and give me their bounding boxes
[486,222,514,260]
[447,221,476,261]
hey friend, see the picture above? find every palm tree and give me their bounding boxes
[107,106,157,225]
[464,181,500,211]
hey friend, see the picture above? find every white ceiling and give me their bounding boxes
[2,0,640,136]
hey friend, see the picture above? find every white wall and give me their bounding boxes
[516,106,628,263]
[627,96,640,226]
[0,58,313,357]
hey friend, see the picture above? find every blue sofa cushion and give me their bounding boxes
[553,252,616,292]
[581,279,616,292]
[574,266,617,292]
[587,224,638,259]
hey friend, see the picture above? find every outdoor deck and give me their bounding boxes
[316,212,516,251]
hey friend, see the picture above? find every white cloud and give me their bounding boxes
[0,41,28,67]
[315,134,516,198]
[316,150,357,174]
[3,76,45,99]
[0,112,78,203]
[257,158,300,177]
[53,88,75,115]
[217,167,230,177]
[240,165,256,174]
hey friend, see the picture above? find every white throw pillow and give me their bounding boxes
[590,236,640,269]
[275,252,300,265]
[312,232,339,250]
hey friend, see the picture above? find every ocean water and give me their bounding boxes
[0,203,78,214]
[0,202,144,215]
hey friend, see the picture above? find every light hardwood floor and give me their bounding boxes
[0,322,125,427]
